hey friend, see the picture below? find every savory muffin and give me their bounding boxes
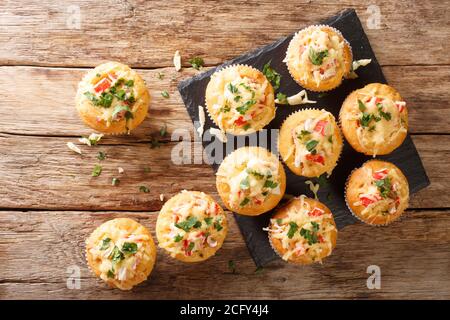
[345,160,409,226]
[279,109,343,177]
[205,64,276,135]
[156,190,227,262]
[85,218,156,290]
[216,146,286,216]
[285,25,352,92]
[339,83,408,156]
[266,196,337,264]
[76,61,150,134]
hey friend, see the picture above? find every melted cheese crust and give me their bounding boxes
[285,25,352,92]
[205,65,276,135]
[340,83,408,156]
[156,190,228,262]
[216,146,286,216]
[267,196,337,264]
[85,218,156,290]
[76,61,150,134]
[279,109,343,177]
[346,160,409,225]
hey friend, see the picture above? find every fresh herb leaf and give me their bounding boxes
[264,180,278,189]
[240,197,250,207]
[240,176,250,190]
[125,79,134,87]
[114,89,126,100]
[305,140,319,152]
[375,177,392,198]
[243,123,251,131]
[309,47,328,65]
[175,216,199,232]
[227,83,239,94]
[97,151,106,161]
[317,173,328,187]
[276,92,288,104]
[100,237,111,250]
[262,60,281,89]
[122,242,138,254]
[379,109,392,121]
[160,124,167,137]
[360,112,372,127]
[214,220,223,231]
[247,169,264,179]
[174,234,183,242]
[236,99,256,114]
[109,246,124,264]
[204,217,213,226]
[228,260,236,274]
[311,221,320,232]
[300,228,318,245]
[287,222,298,239]
[276,218,283,225]
[358,99,366,112]
[157,72,164,80]
[161,91,170,98]
[92,164,102,177]
[112,105,133,120]
[328,135,333,143]
[297,130,311,140]
[111,177,120,186]
[188,56,204,70]
[139,185,150,193]
[107,270,115,278]
[186,242,195,252]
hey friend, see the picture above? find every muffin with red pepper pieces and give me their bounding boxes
[216,146,286,216]
[205,64,276,135]
[340,83,408,156]
[85,218,157,290]
[285,25,352,92]
[279,109,343,178]
[345,160,409,226]
[265,195,337,264]
[156,190,228,263]
[76,61,150,134]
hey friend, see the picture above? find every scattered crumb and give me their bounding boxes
[118,167,124,174]
[173,50,181,71]
[159,194,164,202]
[67,142,82,154]
[79,133,104,146]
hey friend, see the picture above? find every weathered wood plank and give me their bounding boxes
[0,65,449,136]
[0,1,449,67]
[0,134,447,210]
[0,209,449,299]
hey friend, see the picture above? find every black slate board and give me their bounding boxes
[178,9,430,267]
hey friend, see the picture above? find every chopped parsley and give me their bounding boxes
[243,123,251,131]
[187,242,195,252]
[97,151,106,161]
[214,220,223,231]
[309,47,328,65]
[100,237,111,250]
[175,216,199,232]
[379,109,392,121]
[276,92,288,104]
[107,270,115,278]
[125,79,134,87]
[247,169,264,179]
[139,185,150,193]
[228,260,236,274]
[360,112,372,127]
[91,164,102,177]
[157,72,164,80]
[262,60,281,90]
[204,217,213,226]
[375,177,392,198]
[276,218,283,225]
[264,180,278,189]
[299,223,320,245]
[174,234,183,242]
[122,242,138,254]
[236,99,256,115]
[305,140,319,152]
[109,246,125,264]
[160,124,168,137]
[227,83,239,94]
[161,91,170,98]
[112,105,133,120]
[239,197,250,207]
[188,56,204,70]
[111,177,120,186]
[358,99,366,112]
[297,130,311,140]
[287,222,298,239]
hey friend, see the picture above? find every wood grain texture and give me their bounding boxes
[0,65,449,136]
[0,209,449,299]
[0,1,449,68]
[0,134,447,211]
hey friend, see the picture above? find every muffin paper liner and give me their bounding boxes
[285,24,353,93]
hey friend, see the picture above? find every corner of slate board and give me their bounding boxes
[177,8,430,268]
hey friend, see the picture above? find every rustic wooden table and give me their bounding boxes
[0,1,449,300]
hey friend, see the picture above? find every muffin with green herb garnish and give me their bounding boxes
[345,160,409,226]
[340,83,408,156]
[205,64,276,135]
[216,146,286,216]
[285,25,352,92]
[76,61,150,134]
[156,190,228,263]
[85,218,156,290]
[279,109,343,178]
[265,195,337,264]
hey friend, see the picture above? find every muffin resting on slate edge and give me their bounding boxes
[284,25,352,92]
[265,195,337,265]
[339,83,408,156]
[156,190,228,262]
[85,218,157,290]
[216,146,286,216]
[279,109,343,178]
[205,64,276,135]
[76,61,150,134]
[345,160,410,226]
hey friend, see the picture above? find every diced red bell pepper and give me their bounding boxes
[309,208,324,217]
[372,169,388,180]
[375,97,383,104]
[94,77,111,93]
[305,153,325,165]
[318,235,325,243]
[234,116,247,127]
[360,196,377,207]
[254,198,263,205]
[314,120,328,136]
